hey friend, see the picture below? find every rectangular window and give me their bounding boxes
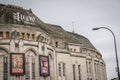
[6,32,10,39]
[97,63,99,74]
[86,61,88,73]
[27,33,30,40]
[32,34,35,40]
[89,62,92,73]
[94,63,96,73]
[59,63,61,76]
[4,57,8,80]
[21,33,25,39]
[55,41,58,47]
[74,49,76,52]
[25,58,29,80]
[73,65,76,80]
[0,32,3,38]
[32,63,35,80]
[78,65,81,80]
[63,63,65,76]
[32,58,35,80]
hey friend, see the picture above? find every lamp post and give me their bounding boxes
[92,27,120,80]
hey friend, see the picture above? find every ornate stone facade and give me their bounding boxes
[0,4,107,80]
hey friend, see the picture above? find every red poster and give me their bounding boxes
[10,53,25,75]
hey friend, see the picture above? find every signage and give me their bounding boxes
[39,55,50,77]
[13,12,35,25]
[10,53,25,75]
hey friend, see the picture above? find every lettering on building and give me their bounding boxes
[13,12,35,25]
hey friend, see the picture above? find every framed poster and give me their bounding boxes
[10,53,25,75]
[39,55,50,77]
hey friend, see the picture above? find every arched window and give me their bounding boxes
[25,50,36,80]
[0,49,8,80]
[78,65,81,80]
[58,62,66,77]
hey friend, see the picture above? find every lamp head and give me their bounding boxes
[92,27,100,30]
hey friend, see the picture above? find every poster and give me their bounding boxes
[10,53,25,75]
[39,55,50,77]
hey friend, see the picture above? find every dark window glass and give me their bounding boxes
[59,63,61,76]
[0,32,3,38]
[63,63,65,76]
[73,65,76,80]
[6,32,10,39]
[55,42,58,47]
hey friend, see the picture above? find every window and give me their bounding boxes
[96,63,99,74]
[3,57,8,80]
[32,58,35,80]
[58,62,66,77]
[63,63,65,76]
[89,62,92,73]
[0,32,3,38]
[78,65,81,80]
[21,33,25,39]
[27,33,30,40]
[86,61,88,73]
[74,49,76,52]
[25,50,36,80]
[55,41,58,47]
[32,34,35,40]
[73,64,76,80]
[87,61,92,73]
[6,32,10,39]
[58,63,61,76]
[94,63,96,73]
[0,50,8,80]
[90,78,92,80]
[25,58,29,80]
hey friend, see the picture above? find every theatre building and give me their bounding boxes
[0,4,107,80]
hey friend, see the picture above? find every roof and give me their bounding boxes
[41,23,96,50]
[66,32,96,49]
[0,4,96,50]
[44,24,67,38]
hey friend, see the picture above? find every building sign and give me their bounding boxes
[13,12,35,25]
[39,55,50,77]
[10,53,25,75]
[2,5,36,26]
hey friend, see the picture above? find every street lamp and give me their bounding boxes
[92,27,120,80]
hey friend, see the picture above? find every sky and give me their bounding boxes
[0,0,120,80]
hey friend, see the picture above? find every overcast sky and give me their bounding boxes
[1,0,120,79]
